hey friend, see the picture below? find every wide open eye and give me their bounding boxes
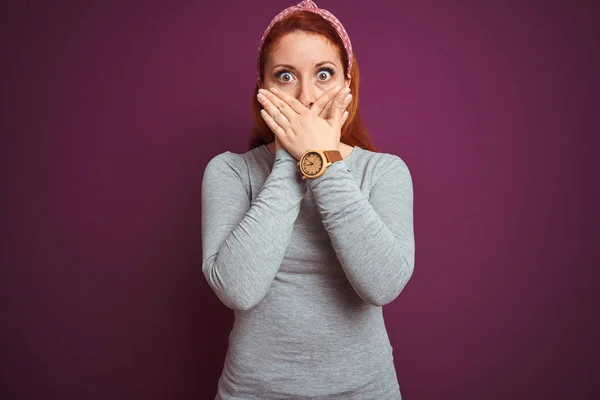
[276,70,295,83]
[317,67,335,81]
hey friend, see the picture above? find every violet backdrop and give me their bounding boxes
[1,0,598,399]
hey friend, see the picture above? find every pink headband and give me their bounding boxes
[257,0,353,79]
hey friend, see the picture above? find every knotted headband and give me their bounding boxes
[257,0,354,79]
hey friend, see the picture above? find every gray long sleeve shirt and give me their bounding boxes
[201,144,415,399]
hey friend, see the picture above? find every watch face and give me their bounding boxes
[301,152,323,176]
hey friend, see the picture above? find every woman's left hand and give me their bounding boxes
[257,85,352,160]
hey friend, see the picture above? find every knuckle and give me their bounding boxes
[291,98,301,108]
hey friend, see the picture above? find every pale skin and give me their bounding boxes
[257,31,355,160]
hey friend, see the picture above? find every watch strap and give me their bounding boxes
[323,150,343,163]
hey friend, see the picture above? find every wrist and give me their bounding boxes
[275,147,294,160]
[297,149,343,180]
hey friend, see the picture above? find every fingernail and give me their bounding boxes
[344,94,352,103]
[257,93,265,101]
[269,87,279,95]
[335,85,341,91]
[343,87,351,94]
[258,89,266,95]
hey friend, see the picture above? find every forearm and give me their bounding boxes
[308,160,415,306]
[202,149,305,310]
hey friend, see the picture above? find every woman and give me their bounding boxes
[201,1,415,398]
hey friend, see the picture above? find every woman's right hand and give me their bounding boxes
[268,94,349,155]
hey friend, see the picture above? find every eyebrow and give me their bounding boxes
[272,61,337,71]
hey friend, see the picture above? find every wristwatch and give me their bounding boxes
[297,149,343,179]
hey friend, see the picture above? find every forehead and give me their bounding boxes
[267,31,342,67]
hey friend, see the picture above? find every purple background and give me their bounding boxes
[1,1,598,399]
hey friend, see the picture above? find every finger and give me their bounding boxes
[319,86,351,119]
[268,87,309,116]
[257,90,291,128]
[330,91,352,127]
[258,88,297,122]
[260,108,286,139]
[310,85,347,115]
[318,94,334,118]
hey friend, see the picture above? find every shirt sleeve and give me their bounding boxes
[306,155,415,306]
[201,148,305,311]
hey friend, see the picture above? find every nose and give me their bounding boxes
[296,80,318,108]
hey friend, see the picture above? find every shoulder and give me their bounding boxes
[204,151,244,179]
[204,146,264,178]
[352,147,411,178]
[203,148,256,191]
[203,147,268,194]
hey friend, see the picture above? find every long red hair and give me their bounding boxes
[248,10,377,152]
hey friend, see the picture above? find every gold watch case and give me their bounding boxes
[297,149,342,179]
